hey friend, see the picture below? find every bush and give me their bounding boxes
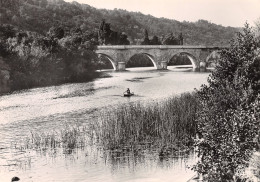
[193,23,260,181]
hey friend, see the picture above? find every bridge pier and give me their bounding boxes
[118,62,126,71]
[199,61,206,72]
[96,45,226,72]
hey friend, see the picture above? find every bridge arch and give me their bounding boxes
[127,53,157,69]
[97,53,117,70]
[169,51,198,69]
[95,45,227,71]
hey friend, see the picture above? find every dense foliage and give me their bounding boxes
[194,24,260,181]
[0,0,237,45]
[255,17,260,47]
[0,24,99,91]
[98,19,130,45]
[140,29,183,45]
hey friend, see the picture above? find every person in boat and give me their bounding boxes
[126,88,131,94]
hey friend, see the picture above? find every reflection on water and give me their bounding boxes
[0,147,197,182]
[0,67,209,182]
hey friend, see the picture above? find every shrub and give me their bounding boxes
[193,23,260,181]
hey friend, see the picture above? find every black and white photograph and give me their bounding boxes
[0,0,259,181]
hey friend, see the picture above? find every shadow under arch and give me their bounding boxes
[97,53,117,70]
[126,53,157,69]
[169,52,197,69]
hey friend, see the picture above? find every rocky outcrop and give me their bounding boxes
[0,57,11,94]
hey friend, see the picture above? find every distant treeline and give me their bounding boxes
[0,0,237,45]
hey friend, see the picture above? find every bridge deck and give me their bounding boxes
[97,45,228,50]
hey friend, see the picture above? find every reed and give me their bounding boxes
[24,92,200,155]
[23,125,91,152]
[90,92,200,151]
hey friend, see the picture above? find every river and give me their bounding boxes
[0,66,210,182]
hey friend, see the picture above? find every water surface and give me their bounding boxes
[0,67,209,182]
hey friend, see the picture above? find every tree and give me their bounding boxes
[194,23,260,181]
[162,33,181,45]
[98,20,130,45]
[48,26,65,39]
[255,17,260,46]
[141,29,150,45]
[118,32,130,45]
[150,35,161,45]
[0,24,16,39]
[178,33,183,45]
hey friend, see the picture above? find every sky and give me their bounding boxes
[64,0,260,27]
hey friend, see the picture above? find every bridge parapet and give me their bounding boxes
[97,45,229,50]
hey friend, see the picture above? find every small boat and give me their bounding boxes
[124,92,134,97]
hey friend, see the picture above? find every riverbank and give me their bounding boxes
[0,70,111,96]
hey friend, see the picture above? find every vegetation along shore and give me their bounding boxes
[1,0,260,181]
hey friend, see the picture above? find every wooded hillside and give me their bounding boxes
[0,0,238,45]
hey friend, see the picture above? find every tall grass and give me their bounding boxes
[22,126,92,153]
[23,92,200,155]
[90,92,200,151]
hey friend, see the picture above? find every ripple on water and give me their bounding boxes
[0,68,208,182]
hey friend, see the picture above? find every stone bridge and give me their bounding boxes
[95,45,228,71]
